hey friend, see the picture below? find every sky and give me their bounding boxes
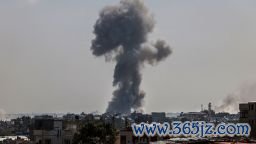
[0,0,256,114]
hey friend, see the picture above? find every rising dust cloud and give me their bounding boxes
[216,82,256,113]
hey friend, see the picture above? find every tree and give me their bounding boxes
[72,122,116,144]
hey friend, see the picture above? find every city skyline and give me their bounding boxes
[1,0,256,114]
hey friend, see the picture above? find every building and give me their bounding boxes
[239,102,256,138]
[0,136,29,144]
[116,128,161,144]
[151,112,166,123]
[113,115,126,129]
[31,116,77,144]
[130,112,152,123]
[179,112,207,121]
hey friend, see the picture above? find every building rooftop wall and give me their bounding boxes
[239,103,249,110]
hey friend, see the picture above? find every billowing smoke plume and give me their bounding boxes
[91,0,172,114]
[216,82,256,113]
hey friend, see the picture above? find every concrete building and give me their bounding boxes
[179,112,207,121]
[130,112,152,123]
[113,116,126,130]
[31,116,76,144]
[239,102,256,138]
[151,112,166,123]
[116,128,161,144]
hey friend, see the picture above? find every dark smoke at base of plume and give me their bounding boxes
[91,0,172,114]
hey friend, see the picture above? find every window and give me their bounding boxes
[120,136,126,144]
[64,139,71,144]
[45,139,51,144]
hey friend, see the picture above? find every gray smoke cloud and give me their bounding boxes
[91,0,172,114]
[216,82,256,113]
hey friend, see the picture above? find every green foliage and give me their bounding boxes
[72,122,116,144]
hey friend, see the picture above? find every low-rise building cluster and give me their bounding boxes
[0,102,255,144]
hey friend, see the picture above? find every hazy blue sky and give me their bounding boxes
[1,0,256,114]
